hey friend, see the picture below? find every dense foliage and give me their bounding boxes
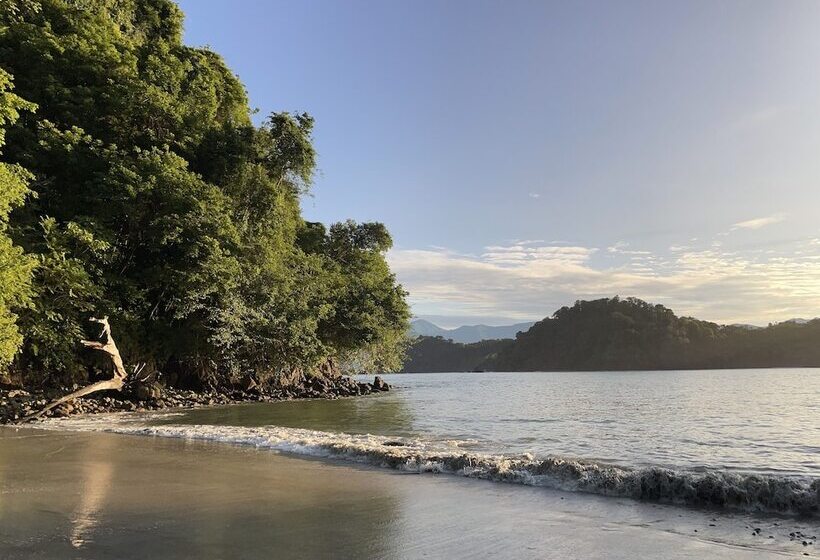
[400,336,511,373]
[0,0,409,387]
[403,297,820,372]
[0,69,35,367]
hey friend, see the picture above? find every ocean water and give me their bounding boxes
[40,369,820,516]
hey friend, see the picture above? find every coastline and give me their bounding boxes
[0,375,389,424]
[1,426,815,560]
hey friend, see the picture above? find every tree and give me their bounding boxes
[0,68,35,368]
[0,0,409,388]
[316,220,411,373]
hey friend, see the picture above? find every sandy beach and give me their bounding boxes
[0,426,815,559]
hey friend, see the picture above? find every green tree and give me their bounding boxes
[0,0,409,387]
[0,68,35,367]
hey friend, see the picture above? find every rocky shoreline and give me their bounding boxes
[0,375,390,424]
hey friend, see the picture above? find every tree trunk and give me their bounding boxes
[20,317,128,423]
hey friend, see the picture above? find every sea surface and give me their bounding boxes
[41,369,820,516]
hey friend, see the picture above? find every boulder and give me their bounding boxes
[372,376,390,392]
[134,382,163,402]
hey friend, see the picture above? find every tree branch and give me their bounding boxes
[19,316,129,423]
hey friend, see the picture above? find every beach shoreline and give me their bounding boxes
[1,425,816,559]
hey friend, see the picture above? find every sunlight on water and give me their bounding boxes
[38,368,820,516]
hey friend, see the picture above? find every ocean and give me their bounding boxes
[40,369,820,517]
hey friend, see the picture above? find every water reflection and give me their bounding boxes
[0,429,407,559]
[70,435,114,548]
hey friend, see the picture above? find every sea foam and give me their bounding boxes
[37,414,819,516]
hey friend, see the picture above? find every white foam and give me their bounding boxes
[36,414,819,516]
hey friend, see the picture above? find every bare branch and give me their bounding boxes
[19,316,130,423]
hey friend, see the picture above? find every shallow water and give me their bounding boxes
[37,369,820,516]
[3,428,814,559]
[161,369,820,476]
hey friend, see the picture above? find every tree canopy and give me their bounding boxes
[403,297,820,372]
[0,0,409,387]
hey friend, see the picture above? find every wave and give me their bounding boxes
[37,415,819,517]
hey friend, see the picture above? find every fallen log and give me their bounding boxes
[19,317,128,423]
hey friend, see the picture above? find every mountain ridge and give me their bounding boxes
[409,319,535,344]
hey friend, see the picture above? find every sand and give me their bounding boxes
[0,426,815,559]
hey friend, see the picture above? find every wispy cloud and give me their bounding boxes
[389,236,820,325]
[731,213,786,231]
[528,192,541,199]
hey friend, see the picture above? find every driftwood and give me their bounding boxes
[20,317,129,422]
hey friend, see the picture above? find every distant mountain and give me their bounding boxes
[409,319,449,338]
[730,323,762,330]
[409,319,535,344]
[402,297,820,372]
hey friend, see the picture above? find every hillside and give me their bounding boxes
[410,319,535,343]
[402,297,820,372]
[401,337,512,373]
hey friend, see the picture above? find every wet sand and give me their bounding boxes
[0,426,815,559]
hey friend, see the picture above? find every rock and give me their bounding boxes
[134,382,163,402]
[7,390,29,398]
[372,376,390,392]
[56,402,74,415]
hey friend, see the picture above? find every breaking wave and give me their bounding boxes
[38,415,819,517]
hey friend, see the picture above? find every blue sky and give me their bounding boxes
[178,0,820,327]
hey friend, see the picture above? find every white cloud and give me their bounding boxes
[388,237,820,325]
[528,192,541,199]
[731,213,786,230]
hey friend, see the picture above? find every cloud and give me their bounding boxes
[528,192,541,199]
[607,241,651,256]
[731,213,786,231]
[388,237,820,325]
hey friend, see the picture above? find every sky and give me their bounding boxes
[178,0,820,328]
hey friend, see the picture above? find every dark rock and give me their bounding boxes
[56,403,74,415]
[0,374,385,424]
[134,382,163,402]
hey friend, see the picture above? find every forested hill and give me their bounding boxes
[0,0,409,389]
[401,337,512,373]
[402,298,820,372]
